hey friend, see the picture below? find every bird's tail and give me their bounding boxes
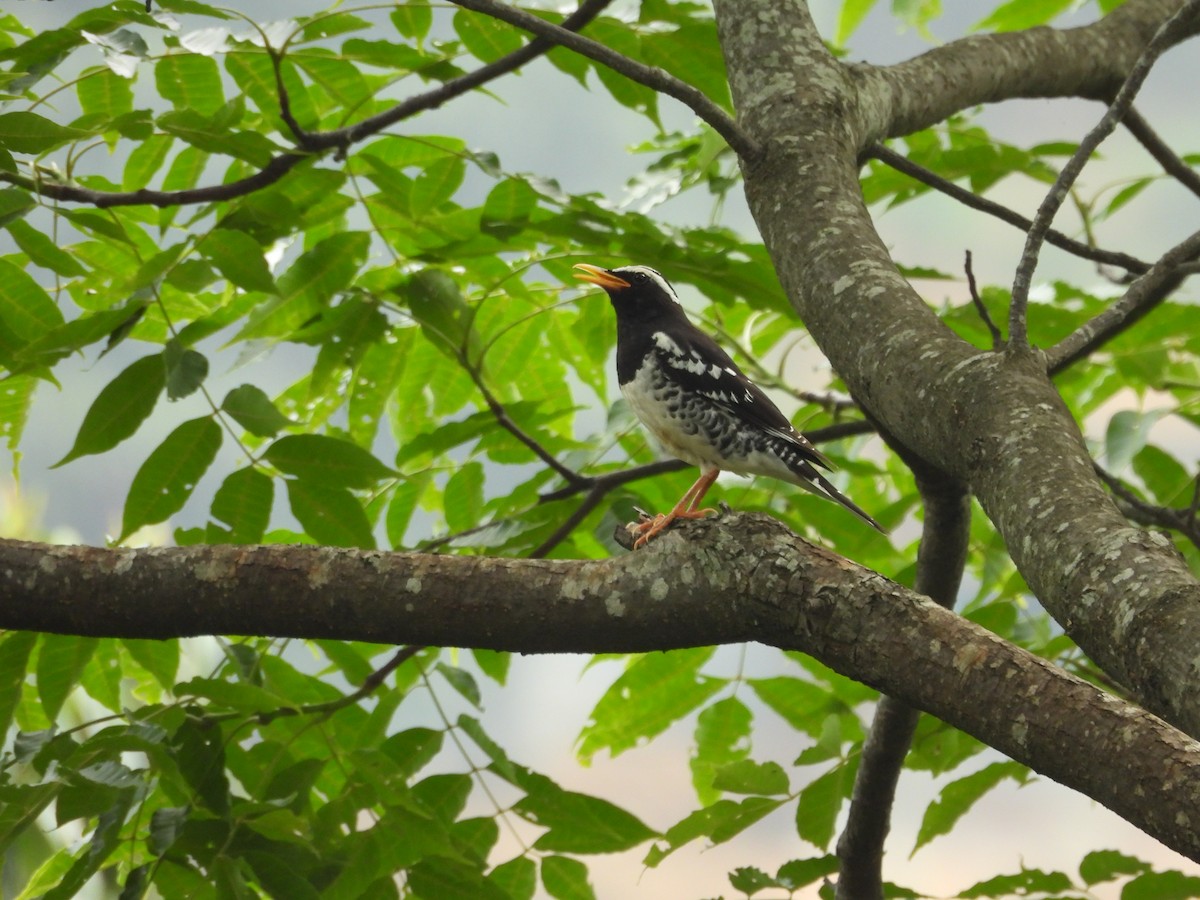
[805,468,886,533]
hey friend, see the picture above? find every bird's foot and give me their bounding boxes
[626,506,716,549]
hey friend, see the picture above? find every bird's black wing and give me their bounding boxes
[647,323,833,471]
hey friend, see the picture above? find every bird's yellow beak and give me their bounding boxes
[573,263,630,290]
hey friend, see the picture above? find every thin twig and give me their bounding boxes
[446,0,760,161]
[1046,227,1200,372]
[197,644,425,725]
[864,144,1150,275]
[1008,0,1200,348]
[964,250,1003,349]
[1095,462,1200,552]
[1122,105,1200,200]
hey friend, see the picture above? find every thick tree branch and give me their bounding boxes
[853,0,1200,144]
[445,0,759,160]
[4,520,1200,863]
[1008,0,1200,347]
[837,470,971,900]
[714,0,1200,739]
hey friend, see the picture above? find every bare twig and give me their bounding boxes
[1047,227,1200,373]
[864,144,1150,275]
[446,0,760,161]
[1122,105,1200,200]
[965,250,1003,349]
[1095,462,1200,552]
[1009,0,1200,348]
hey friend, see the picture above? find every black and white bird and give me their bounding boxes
[574,263,882,547]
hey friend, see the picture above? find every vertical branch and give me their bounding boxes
[836,464,971,900]
[1007,0,1200,348]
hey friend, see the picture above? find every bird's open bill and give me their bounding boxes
[573,263,630,291]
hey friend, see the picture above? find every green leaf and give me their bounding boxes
[222,384,291,437]
[1121,870,1200,900]
[960,867,1073,898]
[540,855,596,900]
[386,471,433,547]
[747,676,837,736]
[729,866,779,895]
[453,9,524,62]
[285,479,376,548]
[36,634,97,722]
[443,460,484,532]
[647,796,784,866]
[410,156,465,216]
[173,718,230,814]
[0,258,65,352]
[0,187,35,227]
[120,416,222,540]
[121,638,180,691]
[1104,408,1170,473]
[210,467,274,543]
[54,354,165,467]
[1079,849,1148,885]
[712,759,790,796]
[41,790,135,900]
[481,178,538,238]
[974,0,1074,31]
[691,696,753,804]
[408,857,508,900]
[795,763,851,850]
[836,0,879,45]
[266,434,397,488]
[488,856,536,900]
[0,111,90,153]
[163,339,209,400]
[155,53,224,115]
[514,773,656,854]
[776,856,840,890]
[405,267,479,359]
[915,761,1028,853]
[472,649,510,686]
[391,3,433,40]
[0,631,38,739]
[436,661,482,709]
[578,648,723,762]
[200,228,277,293]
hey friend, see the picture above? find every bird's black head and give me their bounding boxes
[573,263,684,323]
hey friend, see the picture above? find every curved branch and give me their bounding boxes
[1008,0,1200,347]
[854,0,1200,144]
[4,520,1200,864]
[445,0,760,160]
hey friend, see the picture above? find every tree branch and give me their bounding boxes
[1122,105,1200,199]
[1094,462,1200,552]
[863,143,1151,276]
[714,0,1200,740]
[836,469,971,899]
[5,520,1200,863]
[445,0,760,161]
[1008,0,1200,348]
[854,0,1200,144]
[1046,226,1200,372]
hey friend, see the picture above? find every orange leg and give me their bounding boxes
[630,468,720,549]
